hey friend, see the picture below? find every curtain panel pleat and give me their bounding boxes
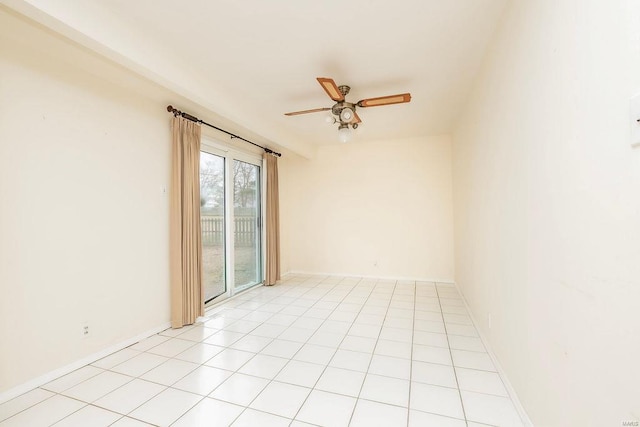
[170,116,203,328]
[264,153,281,286]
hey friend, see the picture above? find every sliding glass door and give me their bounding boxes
[200,145,263,304]
[233,160,261,291]
[200,152,226,303]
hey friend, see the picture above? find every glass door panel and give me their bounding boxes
[200,152,226,303]
[233,160,262,290]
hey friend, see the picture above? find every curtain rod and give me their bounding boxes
[167,105,282,157]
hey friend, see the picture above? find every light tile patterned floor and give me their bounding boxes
[0,275,526,426]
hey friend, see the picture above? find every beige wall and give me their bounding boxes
[0,10,171,393]
[0,2,458,399]
[453,0,640,425]
[280,136,454,281]
[8,2,639,423]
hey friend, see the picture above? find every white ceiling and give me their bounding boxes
[5,0,509,156]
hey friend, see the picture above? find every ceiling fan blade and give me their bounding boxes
[317,77,345,102]
[353,111,362,124]
[284,107,331,116]
[357,93,411,108]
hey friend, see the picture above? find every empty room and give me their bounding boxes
[0,0,638,426]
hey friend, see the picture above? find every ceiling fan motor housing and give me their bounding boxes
[338,85,351,97]
[332,101,356,123]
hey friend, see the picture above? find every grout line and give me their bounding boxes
[406,281,418,427]
[2,281,295,426]
[215,282,326,425]
[436,282,469,426]
[37,366,157,423]
[0,322,172,406]
[346,278,398,426]
[1,276,516,427]
[180,281,308,425]
[289,276,374,423]
[451,282,532,426]
[53,400,129,427]
[0,393,59,424]
[73,286,294,425]
[210,276,365,424]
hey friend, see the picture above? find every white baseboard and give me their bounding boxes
[0,322,171,405]
[286,270,455,284]
[284,271,529,423]
[0,277,531,427]
[454,282,533,426]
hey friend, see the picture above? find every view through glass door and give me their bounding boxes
[200,152,226,303]
[233,160,262,291]
[200,147,262,304]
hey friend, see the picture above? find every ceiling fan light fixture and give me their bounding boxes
[340,107,354,123]
[285,77,412,144]
[337,124,351,143]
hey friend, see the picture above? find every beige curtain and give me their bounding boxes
[170,116,203,328]
[264,153,281,286]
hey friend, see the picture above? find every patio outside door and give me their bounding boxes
[200,145,263,305]
[233,160,262,291]
[200,152,226,303]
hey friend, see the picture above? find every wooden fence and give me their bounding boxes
[201,216,257,246]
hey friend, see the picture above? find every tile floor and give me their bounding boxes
[0,275,526,427]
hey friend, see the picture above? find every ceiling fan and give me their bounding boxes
[285,77,411,142]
